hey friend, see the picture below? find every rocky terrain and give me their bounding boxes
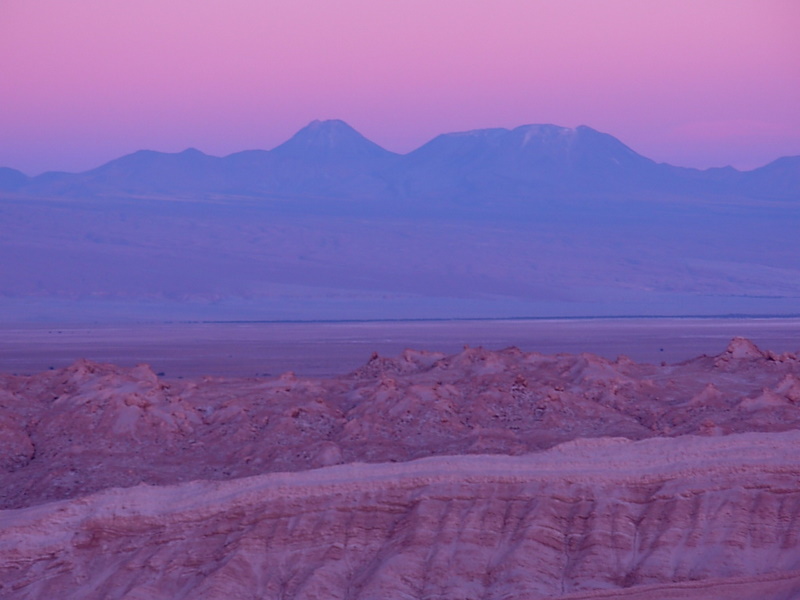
[1,337,799,599]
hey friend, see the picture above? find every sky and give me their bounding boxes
[1,0,799,175]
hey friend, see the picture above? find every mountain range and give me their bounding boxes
[1,120,799,322]
[2,119,798,203]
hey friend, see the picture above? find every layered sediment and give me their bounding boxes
[1,338,799,599]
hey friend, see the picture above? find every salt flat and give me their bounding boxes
[1,317,798,378]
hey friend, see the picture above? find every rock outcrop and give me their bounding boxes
[1,339,799,599]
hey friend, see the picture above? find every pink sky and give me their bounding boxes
[1,0,799,175]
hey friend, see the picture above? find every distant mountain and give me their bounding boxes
[740,155,800,199]
[223,120,399,199]
[0,167,29,191]
[81,148,225,194]
[18,149,226,197]
[270,119,396,161]
[2,120,799,323]
[3,120,798,203]
[406,124,653,174]
[394,124,686,200]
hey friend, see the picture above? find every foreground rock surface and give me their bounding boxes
[1,338,799,599]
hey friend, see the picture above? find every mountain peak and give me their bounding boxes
[416,123,644,163]
[271,119,394,160]
[179,147,206,157]
[511,124,577,150]
[303,118,353,132]
[514,123,575,135]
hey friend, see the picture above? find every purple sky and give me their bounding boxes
[1,0,799,175]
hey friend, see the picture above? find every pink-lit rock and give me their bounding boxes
[0,338,798,599]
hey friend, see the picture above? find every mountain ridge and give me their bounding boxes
[3,119,797,202]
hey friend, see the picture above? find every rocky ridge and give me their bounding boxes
[1,337,799,598]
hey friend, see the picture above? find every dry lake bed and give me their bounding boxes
[2,317,799,378]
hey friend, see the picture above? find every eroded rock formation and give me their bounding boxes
[1,338,799,599]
